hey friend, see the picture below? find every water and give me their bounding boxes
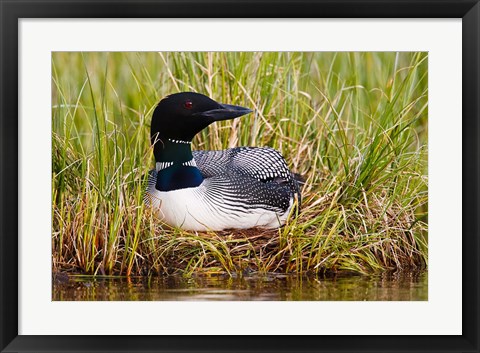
[53,271,427,301]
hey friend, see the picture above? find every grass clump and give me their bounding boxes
[52,52,428,276]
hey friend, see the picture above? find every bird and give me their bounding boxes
[144,92,302,231]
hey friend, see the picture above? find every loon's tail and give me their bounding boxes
[292,173,306,185]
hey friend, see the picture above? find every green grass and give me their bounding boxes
[52,52,428,276]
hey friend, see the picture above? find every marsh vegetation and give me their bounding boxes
[52,52,428,277]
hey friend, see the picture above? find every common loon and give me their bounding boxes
[145,92,301,231]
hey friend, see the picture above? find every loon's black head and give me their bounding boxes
[151,92,252,143]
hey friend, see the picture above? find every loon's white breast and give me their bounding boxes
[145,170,295,231]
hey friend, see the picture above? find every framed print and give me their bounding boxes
[1,1,479,353]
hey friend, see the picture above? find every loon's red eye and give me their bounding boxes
[184,100,193,109]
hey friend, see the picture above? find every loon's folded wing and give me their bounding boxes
[193,147,301,202]
[202,172,293,214]
[193,147,293,181]
[229,147,295,183]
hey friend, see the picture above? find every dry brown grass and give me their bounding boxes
[52,51,428,277]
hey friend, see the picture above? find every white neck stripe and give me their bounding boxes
[182,159,197,167]
[156,159,197,171]
[156,161,173,171]
[168,138,191,145]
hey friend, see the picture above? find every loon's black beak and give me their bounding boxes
[197,103,253,122]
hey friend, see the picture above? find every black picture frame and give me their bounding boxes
[1,1,479,352]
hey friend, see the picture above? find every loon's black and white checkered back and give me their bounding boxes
[192,146,301,208]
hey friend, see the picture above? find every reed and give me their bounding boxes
[52,52,428,276]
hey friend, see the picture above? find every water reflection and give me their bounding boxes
[53,271,427,301]
[52,272,428,301]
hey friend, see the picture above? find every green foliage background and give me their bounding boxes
[52,52,428,276]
